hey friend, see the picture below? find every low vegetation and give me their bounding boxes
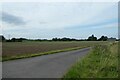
[63,42,118,78]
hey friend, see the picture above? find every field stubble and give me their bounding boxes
[2,41,107,61]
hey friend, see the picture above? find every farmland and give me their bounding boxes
[2,41,107,61]
[63,42,118,78]
[2,41,118,78]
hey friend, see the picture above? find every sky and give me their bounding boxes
[0,2,118,39]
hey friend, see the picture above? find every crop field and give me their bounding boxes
[63,42,118,78]
[2,41,107,61]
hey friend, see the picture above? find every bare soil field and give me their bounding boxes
[2,41,107,58]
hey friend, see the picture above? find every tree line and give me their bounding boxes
[0,34,117,42]
[52,35,113,41]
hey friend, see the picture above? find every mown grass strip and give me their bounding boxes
[63,42,118,78]
[2,46,90,62]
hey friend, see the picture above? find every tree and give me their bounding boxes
[52,38,58,41]
[52,37,77,41]
[11,38,22,42]
[11,38,16,42]
[98,36,108,41]
[2,36,6,41]
[61,37,70,41]
[0,35,6,42]
[87,35,97,41]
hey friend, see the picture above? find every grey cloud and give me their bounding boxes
[2,12,26,25]
[39,21,47,24]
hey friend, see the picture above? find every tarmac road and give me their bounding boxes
[2,47,90,78]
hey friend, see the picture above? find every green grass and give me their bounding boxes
[63,42,118,78]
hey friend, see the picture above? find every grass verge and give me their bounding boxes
[63,42,118,78]
[2,46,89,62]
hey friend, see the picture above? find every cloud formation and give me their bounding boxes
[2,12,26,25]
[2,2,118,39]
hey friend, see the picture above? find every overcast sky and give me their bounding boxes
[1,2,118,39]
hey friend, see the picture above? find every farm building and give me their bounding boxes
[107,37,116,41]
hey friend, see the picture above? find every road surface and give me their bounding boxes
[2,47,90,78]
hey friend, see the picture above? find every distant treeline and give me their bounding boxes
[0,35,119,42]
[6,38,27,42]
[52,35,117,41]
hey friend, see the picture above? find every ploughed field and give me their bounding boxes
[2,41,107,59]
